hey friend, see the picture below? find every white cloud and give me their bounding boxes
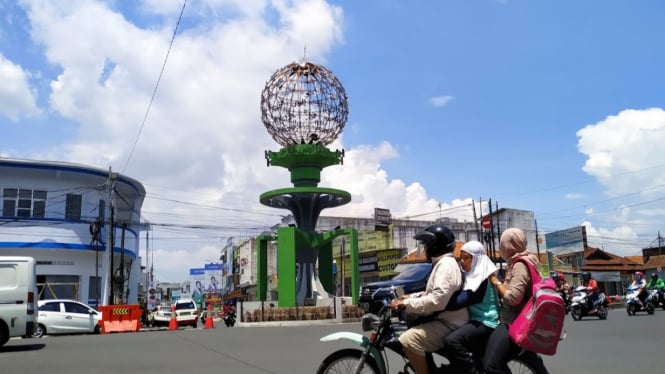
[582,221,640,256]
[0,53,40,120]
[577,108,665,195]
[577,108,665,254]
[428,95,453,108]
[564,193,583,199]
[9,1,467,281]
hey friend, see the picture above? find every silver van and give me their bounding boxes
[0,256,38,346]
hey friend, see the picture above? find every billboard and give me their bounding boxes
[545,226,586,255]
[189,268,206,311]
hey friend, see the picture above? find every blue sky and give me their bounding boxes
[2,0,665,282]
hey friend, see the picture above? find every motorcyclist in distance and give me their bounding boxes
[552,272,571,308]
[552,272,570,295]
[647,273,665,306]
[581,272,599,312]
[631,271,648,307]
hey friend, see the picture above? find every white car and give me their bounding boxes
[33,300,102,337]
[151,298,199,328]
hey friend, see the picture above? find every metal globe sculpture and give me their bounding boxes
[260,61,348,147]
[257,60,360,308]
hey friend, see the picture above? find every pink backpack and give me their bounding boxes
[508,258,565,356]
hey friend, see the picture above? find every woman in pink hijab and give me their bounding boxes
[483,228,543,374]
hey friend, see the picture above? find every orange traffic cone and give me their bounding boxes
[204,304,215,329]
[168,304,178,330]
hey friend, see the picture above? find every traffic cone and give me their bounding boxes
[204,304,215,329]
[168,304,178,330]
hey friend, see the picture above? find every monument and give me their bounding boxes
[257,61,360,307]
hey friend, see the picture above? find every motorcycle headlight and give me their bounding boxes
[361,313,380,332]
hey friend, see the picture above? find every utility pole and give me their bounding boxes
[145,229,150,299]
[472,198,480,240]
[107,168,118,305]
[340,239,345,296]
[488,199,496,263]
[120,223,126,304]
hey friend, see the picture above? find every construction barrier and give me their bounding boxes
[98,304,142,333]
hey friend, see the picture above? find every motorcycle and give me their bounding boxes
[222,309,236,327]
[648,288,665,311]
[558,289,571,315]
[570,286,609,321]
[625,285,654,316]
[317,291,549,374]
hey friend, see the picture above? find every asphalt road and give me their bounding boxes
[2,307,664,374]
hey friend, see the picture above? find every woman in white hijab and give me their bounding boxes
[443,241,500,374]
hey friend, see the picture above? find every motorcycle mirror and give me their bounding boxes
[392,286,405,299]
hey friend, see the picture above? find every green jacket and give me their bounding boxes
[647,278,665,290]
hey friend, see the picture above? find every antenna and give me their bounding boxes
[299,45,307,64]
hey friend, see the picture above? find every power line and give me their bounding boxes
[121,0,188,174]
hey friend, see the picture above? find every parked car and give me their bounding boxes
[151,298,199,328]
[358,262,432,314]
[33,299,102,337]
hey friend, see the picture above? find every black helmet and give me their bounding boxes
[550,271,559,280]
[414,225,456,259]
[652,273,659,280]
[582,272,591,281]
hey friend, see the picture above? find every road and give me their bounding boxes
[1,307,663,374]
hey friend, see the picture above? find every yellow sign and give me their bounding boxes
[377,249,400,277]
[111,308,130,315]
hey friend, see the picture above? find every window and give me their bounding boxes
[2,188,47,218]
[37,275,79,300]
[65,193,82,220]
[64,302,92,315]
[88,276,102,301]
[39,302,61,312]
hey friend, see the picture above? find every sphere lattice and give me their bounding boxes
[260,61,348,147]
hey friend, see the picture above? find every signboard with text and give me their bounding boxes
[545,226,586,255]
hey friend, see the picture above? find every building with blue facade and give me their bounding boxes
[0,158,146,307]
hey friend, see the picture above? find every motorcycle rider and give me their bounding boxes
[552,272,571,310]
[483,228,542,374]
[647,273,665,304]
[390,225,468,374]
[443,240,499,374]
[581,272,599,312]
[631,271,648,307]
[552,272,570,296]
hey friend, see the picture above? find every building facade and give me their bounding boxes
[229,209,537,300]
[0,158,146,307]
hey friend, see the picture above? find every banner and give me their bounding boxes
[189,268,205,311]
[204,263,223,317]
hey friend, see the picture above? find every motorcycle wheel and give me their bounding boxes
[597,306,608,320]
[571,307,583,321]
[316,348,380,374]
[627,304,636,316]
[509,352,549,374]
[647,304,655,315]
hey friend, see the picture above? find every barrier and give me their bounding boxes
[204,304,215,329]
[98,304,142,334]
